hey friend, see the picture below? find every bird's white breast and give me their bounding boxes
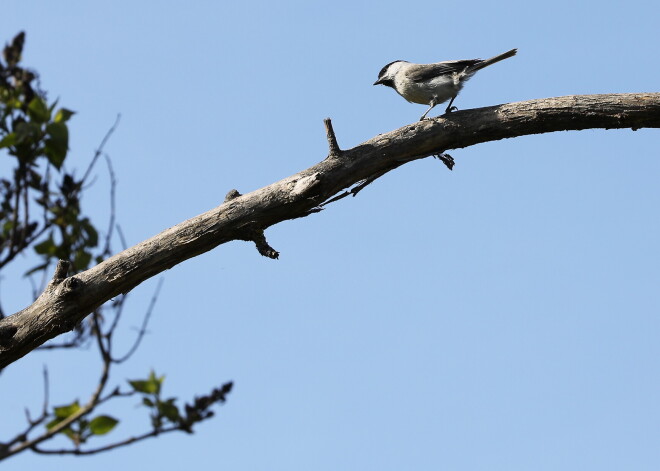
[393,66,463,106]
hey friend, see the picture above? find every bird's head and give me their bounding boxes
[373,60,407,88]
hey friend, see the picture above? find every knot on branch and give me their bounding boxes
[62,276,83,292]
[44,261,83,299]
[224,189,242,202]
[239,226,279,259]
[291,173,321,197]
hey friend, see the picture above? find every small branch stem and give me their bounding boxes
[31,425,181,456]
[324,118,341,157]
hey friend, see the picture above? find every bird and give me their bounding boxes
[373,48,517,120]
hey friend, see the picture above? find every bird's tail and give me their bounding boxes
[469,48,517,72]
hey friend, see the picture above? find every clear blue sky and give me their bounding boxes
[1,1,659,470]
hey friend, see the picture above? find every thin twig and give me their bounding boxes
[102,154,117,257]
[4,367,50,449]
[105,294,127,340]
[21,170,28,249]
[113,278,163,364]
[31,425,181,456]
[320,169,393,207]
[41,366,49,417]
[115,224,128,251]
[8,163,23,257]
[42,164,50,227]
[81,114,121,185]
[37,339,87,350]
[0,228,45,269]
[91,311,109,362]
[2,335,114,459]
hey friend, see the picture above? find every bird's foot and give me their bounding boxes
[444,106,459,114]
[434,153,455,171]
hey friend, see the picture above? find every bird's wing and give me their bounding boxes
[406,59,482,83]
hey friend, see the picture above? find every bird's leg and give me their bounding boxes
[444,95,458,113]
[419,98,437,121]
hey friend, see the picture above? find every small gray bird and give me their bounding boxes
[374,48,517,120]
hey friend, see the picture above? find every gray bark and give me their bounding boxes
[0,93,658,369]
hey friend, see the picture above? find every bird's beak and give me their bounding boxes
[373,78,383,86]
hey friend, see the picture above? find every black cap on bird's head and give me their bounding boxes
[373,60,406,87]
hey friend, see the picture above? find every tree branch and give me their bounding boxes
[0,93,658,368]
[30,425,181,456]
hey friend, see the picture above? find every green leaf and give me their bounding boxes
[53,400,81,419]
[34,237,57,256]
[129,371,164,394]
[44,122,69,168]
[0,132,17,148]
[73,250,92,271]
[2,220,14,237]
[46,401,81,431]
[89,415,118,435]
[129,380,149,394]
[157,399,180,422]
[54,108,75,123]
[48,98,59,114]
[148,370,165,394]
[129,379,158,394]
[142,397,154,407]
[27,97,51,123]
[5,96,23,109]
[45,418,78,443]
[61,427,81,445]
[149,370,165,385]
[14,121,41,145]
[80,218,99,247]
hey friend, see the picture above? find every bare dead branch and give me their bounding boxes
[51,260,69,282]
[0,93,658,368]
[251,231,280,259]
[324,118,341,157]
